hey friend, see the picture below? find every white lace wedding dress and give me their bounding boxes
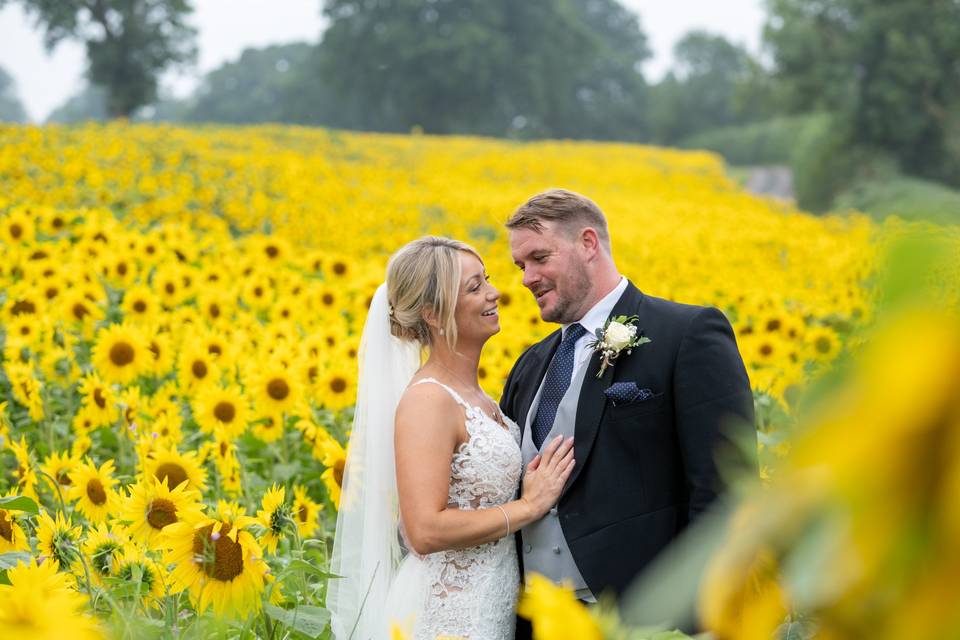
[386,378,523,640]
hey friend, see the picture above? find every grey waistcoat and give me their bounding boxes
[520,358,591,594]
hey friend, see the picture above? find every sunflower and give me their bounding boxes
[153,264,186,308]
[193,384,251,438]
[77,371,118,427]
[40,450,80,491]
[92,322,150,384]
[249,360,305,416]
[806,325,841,362]
[59,288,106,337]
[321,364,356,412]
[113,548,167,607]
[144,329,175,376]
[120,283,161,324]
[81,522,131,585]
[36,510,84,575]
[142,445,208,493]
[162,515,270,617]
[292,484,322,539]
[67,458,119,522]
[7,436,39,501]
[319,437,347,509]
[0,558,103,640]
[5,364,44,422]
[240,273,274,311]
[256,485,292,554]
[177,341,221,392]
[0,494,30,553]
[251,412,284,443]
[119,476,205,550]
[1,207,37,245]
[196,291,234,326]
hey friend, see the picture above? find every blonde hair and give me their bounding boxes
[386,236,482,351]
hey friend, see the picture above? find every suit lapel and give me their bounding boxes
[516,330,562,438]
[564,282,644,493]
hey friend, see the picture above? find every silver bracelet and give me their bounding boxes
[495,504,511,537]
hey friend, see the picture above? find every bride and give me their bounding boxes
[328,236,575,639]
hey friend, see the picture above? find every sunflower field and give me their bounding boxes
[0,122,956,639]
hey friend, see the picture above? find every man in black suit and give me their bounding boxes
[499,189,755,637]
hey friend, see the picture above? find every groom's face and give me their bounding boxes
[510,222,592,324]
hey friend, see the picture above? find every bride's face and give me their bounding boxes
[453,251,500,343]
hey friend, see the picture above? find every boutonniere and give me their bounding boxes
[587,315,651,378]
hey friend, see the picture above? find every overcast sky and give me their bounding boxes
[0,0,765,123]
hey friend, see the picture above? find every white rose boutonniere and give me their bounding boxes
[588,315,651,378]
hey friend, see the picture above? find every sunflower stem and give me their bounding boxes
[37,468,67,514]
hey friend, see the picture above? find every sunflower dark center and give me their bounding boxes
[191,360,208,378]
[93,387,107,409]
[759,344,774,357]
[208,344,222,356]
[297,505,309,522]
[321,293,334,306]
[266,245,279,258]
[815,336,832,354]
[193,523,244,582]
[267,378,290,401]
[214,401,236,423]
[0,511,13,542]
[765,319,782,332]
[11,299,35,315]
[148,342,160,359]
[165,282,175,294]
[73,303,90,320]
[10,223,23,239]
[147,498,178,530]
[86,478,107,505]
[109,342,135,366]
[332,262,347,275]
[57,469,73,485]
[209,303,221,318]
[334,459,345,487]
[155,462,189,490]
[133,300,147,313]
[329,376,347,393]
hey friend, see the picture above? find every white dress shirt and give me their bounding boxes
[562,276,628,382]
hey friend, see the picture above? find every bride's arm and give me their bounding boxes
[395,383,574,556]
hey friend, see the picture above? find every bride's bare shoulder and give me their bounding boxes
[395,378,461,434]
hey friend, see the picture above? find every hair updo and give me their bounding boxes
[386,236,482,351]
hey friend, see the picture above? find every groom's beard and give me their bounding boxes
[540,261,592,324]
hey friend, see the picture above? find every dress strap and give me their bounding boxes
[411,377,471,410]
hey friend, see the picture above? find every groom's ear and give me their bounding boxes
[578,226,602,259]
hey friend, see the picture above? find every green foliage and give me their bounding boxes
[315,0,650,139]
[183,43,320,125]
[679,114,819,165]
[7,0,197,118]
[764,0,960,185]
[0,66,28,122]
[648,31,765,144]
[833,172,960,225]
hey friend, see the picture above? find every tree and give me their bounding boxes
[0,66,28,122]
[648,31,760,144]
[765,0,960,184]
[314,0,650,139]
[3,0,197,118]
[184,43,320,124]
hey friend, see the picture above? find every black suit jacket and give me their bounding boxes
[501,281,755,609]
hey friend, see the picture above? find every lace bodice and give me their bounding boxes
[399,378,522,640]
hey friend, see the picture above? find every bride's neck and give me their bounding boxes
[426,342,482,389]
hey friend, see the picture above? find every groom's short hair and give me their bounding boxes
[506,188,611,252]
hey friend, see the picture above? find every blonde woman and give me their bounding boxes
[328,236,574,640]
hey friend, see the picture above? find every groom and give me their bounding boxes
[499,189,755,636]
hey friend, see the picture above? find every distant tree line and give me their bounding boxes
[2,0,959,211]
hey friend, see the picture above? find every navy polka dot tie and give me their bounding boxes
[532,323,587,449]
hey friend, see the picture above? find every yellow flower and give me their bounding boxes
[92,322,150,384]
[7,436,39,501]
[193,383,251,438]
[516,574,602,640]
[66,458,119,522]
[77,371,118,428]
[256,484,291,554]
[0,493,30,553]
[81,522,131,585]
[292,484,322,539]
[142,445,208,493]
[0,557,104,640]
[249,359,305,416]
[119,476,206,550]
[162,515,270,617]
[177,340,221,392]
[36,510,84,575]
[318,437,347,509]
[40,450,80,492]
[113,548,167,607]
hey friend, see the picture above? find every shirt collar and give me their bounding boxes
[563,276,628,340]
